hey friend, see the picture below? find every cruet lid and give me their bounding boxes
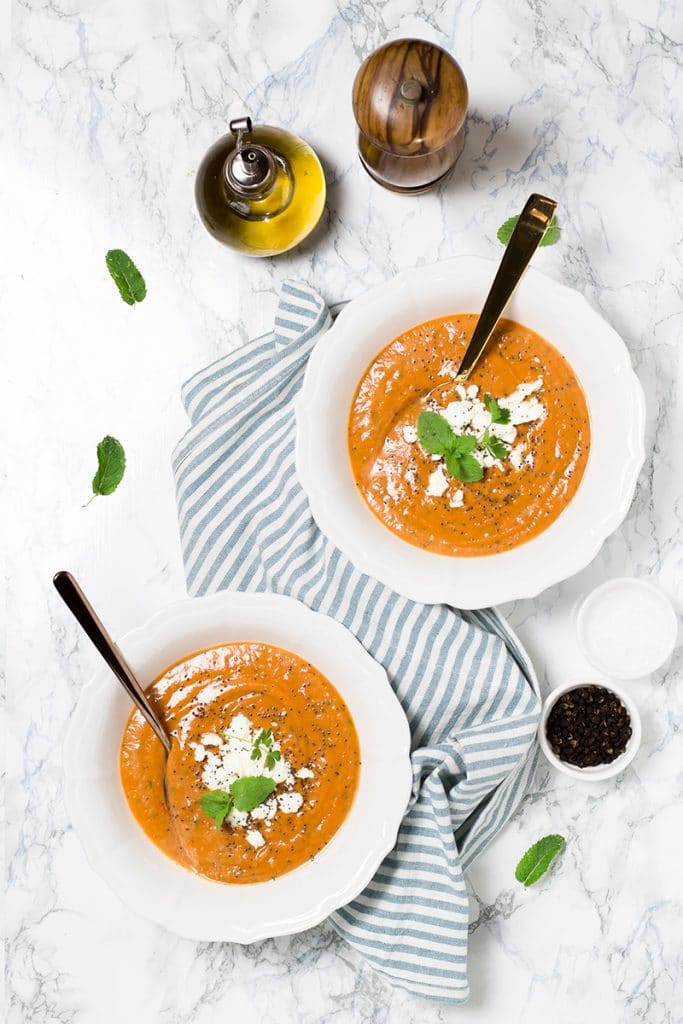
[352,39,468,156]
[224,116,277,196]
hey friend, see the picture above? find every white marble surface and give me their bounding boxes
[5,0,683,1020]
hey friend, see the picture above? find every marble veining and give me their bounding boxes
[4,0,682,1021]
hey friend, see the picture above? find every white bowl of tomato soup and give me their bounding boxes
[295,256,645,608]
[63,590,411,941]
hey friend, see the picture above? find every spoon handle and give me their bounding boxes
[454,193,557,381]
[53,571,172,754]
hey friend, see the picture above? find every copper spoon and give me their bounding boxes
[453,193,557,381]
[53,571,172,754]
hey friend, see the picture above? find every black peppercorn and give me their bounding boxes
[545,685,632,768]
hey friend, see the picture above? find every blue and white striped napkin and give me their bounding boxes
[172,280,540,1003]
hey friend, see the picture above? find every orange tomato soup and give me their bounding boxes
[120,643,360,884]
[348,315,590,556]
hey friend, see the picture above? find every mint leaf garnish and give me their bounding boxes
[497,214,560,247]
[483,394,511,424]
[450,433,477,456]
[91,436,126,497]
[105,249,147,305]
[265,750,281,770]
[445,450,484,482]
[482,430,508,461]
[515,834,566,886]
[417,411,455,455]
[230,776,277,813]
[201,790,233,828]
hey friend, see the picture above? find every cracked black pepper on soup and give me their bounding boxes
[545,685,632,768]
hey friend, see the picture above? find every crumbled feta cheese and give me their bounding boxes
[403,425,418,443]
[201,732,222,747]
[438,359,458,378]
[198,714,301,844]
[250,797,277,821]
[245,829,265,849]
[410,377,547,498]
[277,792,304,814]
[296,766,315,779]
[225,714,251,739]
[498,379,546,426]
[443,400,475,432]
[449,489,464,509]
[426,466,449,497]
[228,808,249,828]
[489,421,517,445]
[509,444,526,471]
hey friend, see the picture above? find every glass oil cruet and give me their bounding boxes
[195,116,326,257]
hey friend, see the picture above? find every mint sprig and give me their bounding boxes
[201,776,277,829]
[515,834,566,886]
[251,728,281,769]
[417,412,483,483]
[482,429,508,461]
[483,394,511,425]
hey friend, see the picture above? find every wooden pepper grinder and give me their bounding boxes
[352,39,468,194]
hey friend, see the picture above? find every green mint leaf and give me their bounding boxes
[515,834,566,887]
[200,790,233,829]
[230,775,277,813]
[105,249,147,305]
[450,433,477,456]
[444,449,483,481]
[92,436,126,496]
[483,394,511,425]
[497,214,560,248]
[417,411,455,455]
[444,450,462,479]
[541,216,560,246]
[457,452,484,481]
[482,430,509,461]
[250,748,260,761]
[265,750,282,770]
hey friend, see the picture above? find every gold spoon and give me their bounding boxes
[53,570,172,754]
[453,193,557,381]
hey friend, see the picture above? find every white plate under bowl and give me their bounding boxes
[63,590,412,943]
[295,256,646,608]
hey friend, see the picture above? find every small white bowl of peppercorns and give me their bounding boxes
[538,682,642,781]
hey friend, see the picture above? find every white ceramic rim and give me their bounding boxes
[295,256,646,608]
[538,680,642,781]
[63,590,412,943]
[576,577,679,679]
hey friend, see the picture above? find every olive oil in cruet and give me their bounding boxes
[195,116,326,257]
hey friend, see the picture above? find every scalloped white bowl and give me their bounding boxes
[295,256,645,608]
[63,591,412,942]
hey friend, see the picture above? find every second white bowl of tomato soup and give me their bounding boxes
[63,591,411,941]
[296,256,645,607]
